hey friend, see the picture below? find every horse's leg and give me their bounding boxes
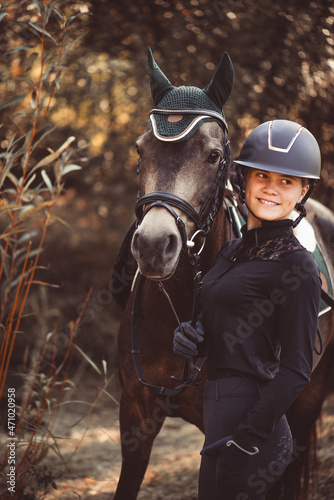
[113,389,166,500]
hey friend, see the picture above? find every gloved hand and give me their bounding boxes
[201,435,259,488]
[173,320,205,359]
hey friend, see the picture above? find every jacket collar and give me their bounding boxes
[241,219,294,246]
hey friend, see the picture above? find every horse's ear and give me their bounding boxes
[204,52,234,109]
[147,46,174,105]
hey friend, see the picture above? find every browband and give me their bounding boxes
[150,107,228,131]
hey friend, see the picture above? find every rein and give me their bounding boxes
[131,272,206,396]
[131,113,230,396]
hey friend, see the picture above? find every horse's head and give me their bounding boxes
[131,48,234,280]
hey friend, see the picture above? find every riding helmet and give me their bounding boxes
[234,120,321,226]
[234,120,321,179]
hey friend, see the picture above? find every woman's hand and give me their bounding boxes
[173,320,205,359]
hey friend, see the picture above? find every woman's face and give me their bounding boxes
[245,169,309,229]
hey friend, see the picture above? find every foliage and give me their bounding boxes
[0,1,86,497]
[0,0,83,399]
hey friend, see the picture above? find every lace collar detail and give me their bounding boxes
[224,219,304,262]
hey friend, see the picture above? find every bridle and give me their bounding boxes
[131,108,230,396]
[135,108,230,249]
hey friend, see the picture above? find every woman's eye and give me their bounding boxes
[208,152,220,163]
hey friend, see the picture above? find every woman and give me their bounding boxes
[173,120,321,499]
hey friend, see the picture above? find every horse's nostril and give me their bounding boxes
[132,227,181,276]
[164,234,178,257]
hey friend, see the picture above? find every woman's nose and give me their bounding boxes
[264,181,278,194]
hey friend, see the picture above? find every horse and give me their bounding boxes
[112,48,334,500]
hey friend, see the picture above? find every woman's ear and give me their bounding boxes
[299,184,309,203]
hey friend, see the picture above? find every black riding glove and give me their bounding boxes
[201,435,259,490]
[173,320,205,359]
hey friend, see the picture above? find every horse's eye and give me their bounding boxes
[208,152,221,163]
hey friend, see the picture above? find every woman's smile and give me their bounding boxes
[257,198,280,207]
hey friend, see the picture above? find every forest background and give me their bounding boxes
[0,0,333,498]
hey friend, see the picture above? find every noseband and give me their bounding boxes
[135,108,230,251]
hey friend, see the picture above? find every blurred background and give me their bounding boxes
[0,1,334,497]
[1,0,334,376]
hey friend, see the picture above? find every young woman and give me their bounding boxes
[173,120,322,499]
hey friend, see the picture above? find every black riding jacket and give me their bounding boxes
[201,219,321,446]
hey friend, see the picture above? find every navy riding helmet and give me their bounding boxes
[234,120,321,226]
